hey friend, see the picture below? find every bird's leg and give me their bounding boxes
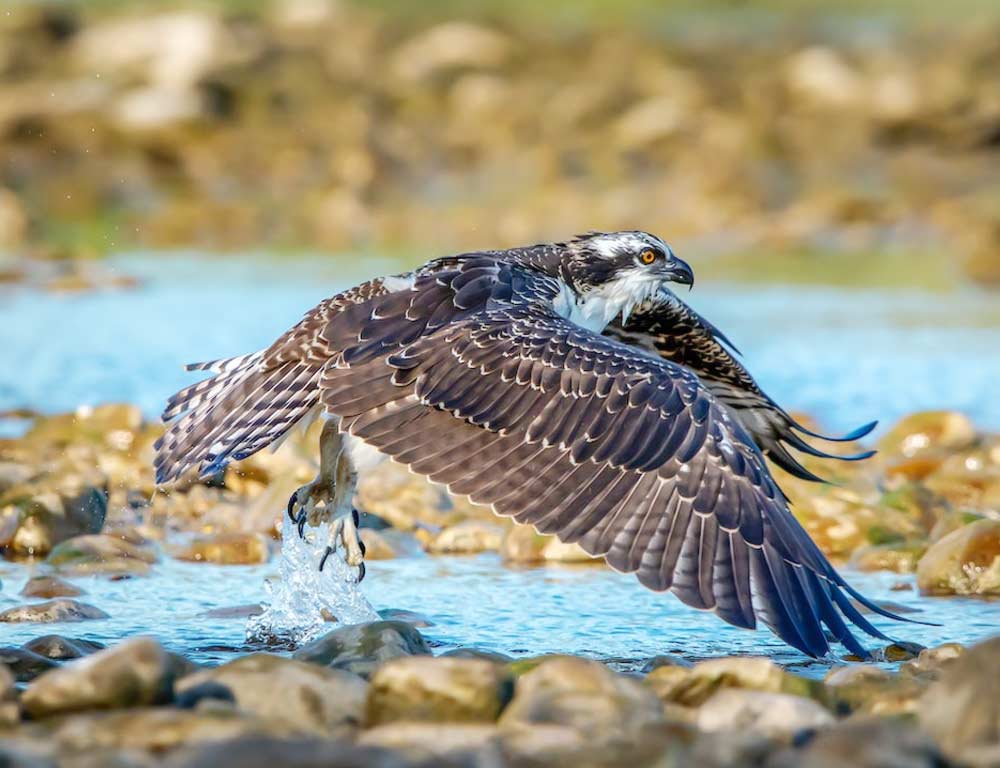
[286,419,365,580]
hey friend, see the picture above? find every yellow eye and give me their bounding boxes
[639,249,657,265]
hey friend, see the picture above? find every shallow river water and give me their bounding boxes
[1,254,999,675]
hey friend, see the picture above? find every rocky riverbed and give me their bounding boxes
[1,2,999,286]
[0,404,998,765]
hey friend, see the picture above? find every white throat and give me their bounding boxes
[553,272,662,333]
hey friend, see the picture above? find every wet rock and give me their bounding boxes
[292,620,430,678]
[850,541,926,573]
[0,481,107,559]
[21,636,176,718]
[46,534,158,577]
[645,656,821,708]
[0,646,59,682]
[443,648,514,664]
[697,689,833,739]
[641,654,692,673]
[899,642,965,679]
[767,716,943,768]
[377,608,434,627]
[878,411,978,458]
[23,634,105,661]
[367,656,513,725]
[824,664,926,716]
[359,723,501,765]
[0,599,109,623]
[176,653,367,737]
[428,520,504,554]
[174,680,236,710]
[499,656,666,763]
[171,532,269,565]
[20,575,84,598]
[916,519,1000,596]
[919,636,1000,766]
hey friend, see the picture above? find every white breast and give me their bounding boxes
[344,434,388,472]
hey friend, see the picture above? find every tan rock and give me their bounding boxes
[171,532,270,565]
[391,22,510,81]
[177,653,367,737]
[46,533,157,576]
[916,519,1000,596]
[824,664,926,716]
[21,637,175,718]
[878,411,978,459]
[919,637,1000,766]
[697,689,833,739]
[499,656,666,763]
[428,520,504,554]
[646,656,821,708]
[292,620,430,679]
[367,656,513,726]
[0,598,109,623]
[359,722,501,764]
[20,575,84,598]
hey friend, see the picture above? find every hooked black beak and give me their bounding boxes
[666,256,694,290]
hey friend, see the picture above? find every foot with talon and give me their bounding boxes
[319,509,367,582]
[286,475,337,540]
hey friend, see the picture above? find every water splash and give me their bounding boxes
[246,512,379,646]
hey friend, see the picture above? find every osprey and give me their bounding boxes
[156,231,916,658]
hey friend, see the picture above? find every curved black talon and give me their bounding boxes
[297,512,307,539]
[352,508,360,527]
[358,562,366,582]
[286,492,298,523]
[319,545,334,572]
[359,538,366,557]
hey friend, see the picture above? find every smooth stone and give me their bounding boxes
[919,636,1000,766]
[49,708,287,755]
[46,534,157,577]
[916,519,1000,596]
[20,575,84,598]
[292,620,430,679]
[500,524,597,565]
[767,715,944,768]
[499,656,667,763]
[21,636,177,718]
[176,653,367,737]
[427,520,505,554]
[367,656,513,725]
[160,735,406,768]
[170,532,269,565]
[377,608,434,627]
[823,664,926,716]
[641,654,692,673]
[877,410,978,458]
[0,647,60,682]
[645,656,821,708]
[23,635,105,660]
[697,689,834,739]
[0,599,109,623]
[359,723,502,764]
[358,528,401,560]
[899,642,965,679]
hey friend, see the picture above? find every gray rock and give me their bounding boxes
[767,716,943,768]
[46,534,157,577]
[0,646,59,682]
[176,653,367,737]
[0,599,109,623]
[367,656,514,725]
[442,648,514,664]
[20,575,84,598]
[23,635,105,660]
[919,636,1000,766]
[292,620,430,678]
[697,689,834,740]
[377,608,435,627]
[21,636,176,718]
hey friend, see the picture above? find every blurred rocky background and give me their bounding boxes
[0,0,999,286]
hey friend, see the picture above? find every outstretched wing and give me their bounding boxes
[605,292,876,483]
[319,267,911,658]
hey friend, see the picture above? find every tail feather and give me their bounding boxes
[154,352,322,484]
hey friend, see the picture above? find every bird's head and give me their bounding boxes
[557,231,694,329]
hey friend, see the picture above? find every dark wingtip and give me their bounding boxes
[794,419,879,443]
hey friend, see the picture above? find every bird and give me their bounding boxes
[155,230,919,659]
